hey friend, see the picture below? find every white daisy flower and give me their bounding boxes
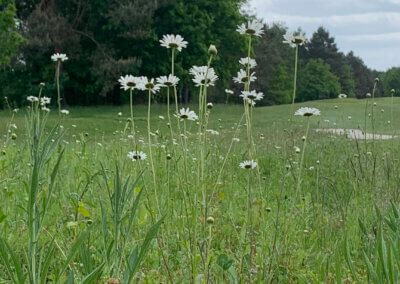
[233,69,256,84]
[118,75,143,91]
[51,53,68,62]
[240,90,264,102]
[206,129,219,135]
[40,96,51,106]
[283,32,307,48]
[239,57,257,69]
[236,20,264,37]
[140,77,160,94]
[156,74,180,87]
[61,109,70,115]
[190,66,218,87]
[294,107,320,117]
[159,34,188,52]
[338,94,347,99]
[27,96,39,102]
[178,108,198,121]
[239,160,258,170]
[127,151,147,161]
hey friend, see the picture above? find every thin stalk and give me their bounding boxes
[147,90,160,214]
[296,117,310,197]
[291,45,299,121]
[56,61,62,116]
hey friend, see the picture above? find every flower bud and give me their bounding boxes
[208,44,218,56]
[206,216,214,224]
[207,102,213,109]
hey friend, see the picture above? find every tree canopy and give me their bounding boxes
[0,0,396,108]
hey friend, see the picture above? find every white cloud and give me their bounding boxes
[249,0,400,70]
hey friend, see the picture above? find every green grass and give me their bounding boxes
[1,98,400,282]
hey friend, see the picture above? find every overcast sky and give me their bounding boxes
[247,0,400,71]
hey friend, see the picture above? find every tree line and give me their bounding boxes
[0,0,398,109]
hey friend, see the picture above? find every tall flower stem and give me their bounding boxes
[56,61,62,116]
[129,89,135,138]
[291,44,299,121]
[296,117,310,198]
[147,90,160,214]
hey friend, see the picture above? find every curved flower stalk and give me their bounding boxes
[51,53,68,116]
[118,75,144,140]
[294,107,321,197]
[283,32,307,120]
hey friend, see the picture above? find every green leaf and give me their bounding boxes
[81,263,105,284]
[124,217,165,284]
[216,254,234,271]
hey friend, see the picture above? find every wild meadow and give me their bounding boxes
[1,20,400,283]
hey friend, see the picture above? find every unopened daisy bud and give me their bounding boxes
[207,102,213,109]
[348,116,352,120]
[316,160,320,165]
[166,154,172,160]
[84,132,89,137]
[1,149,6,155]
[373,102,377,106]
[391,89,395,94]
[266,207,271,212]
[206,216,215,224]
[208,44,218,56]
[39,82,45,87]
[388,121,391,124]
[11,133,17,140]
[302,136,306,141]
[295,146,301,154]
[375,77,379,83]
[334,105,338,109]
[366,93,371,98]
[381,109,384,113]
[118,112,122,117]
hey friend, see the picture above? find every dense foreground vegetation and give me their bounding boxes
[1,98,400,282]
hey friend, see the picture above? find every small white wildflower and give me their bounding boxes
[27,96,39,102]
[233,69,256,84]
[236,20,264,37]
[61,109,69,115]
[159,34,188,52]
[239,160,258,170]
[156,74,180,87]
[127,151,147,161]
[283,32,307,47]
[178,108,198,121]
[51,53,68,62]
[118,75,143,91]
[294,107,320,117]
[239,57,257,69]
